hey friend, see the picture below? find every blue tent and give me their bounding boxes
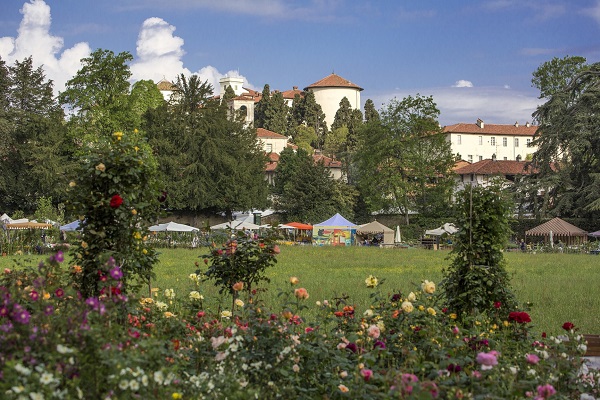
[60,220,82,231]
[313,213,357,246]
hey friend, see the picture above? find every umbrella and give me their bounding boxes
[394,226,402,243]
[589,230,600,238]
[149,221,199,232]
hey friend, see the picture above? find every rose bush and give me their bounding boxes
[1,253,598,399]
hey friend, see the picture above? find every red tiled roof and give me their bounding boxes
[281,86,304,99]
[453,160,471,171]
[444,122,537,136]
[157,79,175,91]
[526,217,587,236]
[454,159,537,175]
[313,153,342,168]
[256,128,287,139]
[304,73,363,91]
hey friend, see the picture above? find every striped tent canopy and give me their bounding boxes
[525,217,587,246]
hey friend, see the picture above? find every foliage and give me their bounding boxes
[59,49,135,140]
[441,183,518,316]
[354,95,456,223]
[363,98,380,122]
[302,91,328,149]
[128,79,165,128]
[33,196,64,225]
[272,147,353,223]
[532,55,588,99]
[203,231,279,299]
[331,96,363,150]
[1,253,597,399]
[144,74,269,219]
[0,56,72,213]
[531,59,600,219]
[66,130,160,297]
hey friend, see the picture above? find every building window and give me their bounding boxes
[490,137,496,146]
[266,143,273,153]
[467,155,473,163]
[457,135,461,145]
[478,155,483,161]
[526,139,531,147]
[470,174,474,182]
[503,137,507,147]
[478,136,483,145]
[503,157,507,160]
[514,138,519,147]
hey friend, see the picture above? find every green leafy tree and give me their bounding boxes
[331,97,363,150]
[532,55,588,98]
[324,125,348,158]
[354,95,456,223]
[59,49,134,140]
[293,125,317,154]
[531,59,600,217]
[129,79,165,128]
[33,196,64,224]
[441,183,518,317]
[67,130,160,297]
[287,93,305,141]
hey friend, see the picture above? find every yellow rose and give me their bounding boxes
[289,276,299,285]
[427,307,437,316]
[401,301,414,313]
[365,275,378,288]
[95,163,106,172]
[131,209,137,215]
[421,280,436,294]
[69,181,76,187]
[407,292,416,301]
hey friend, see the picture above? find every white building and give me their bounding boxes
[304,73,363,130]
[443,119,538,163]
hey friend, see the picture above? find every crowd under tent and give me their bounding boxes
[280,222,313,244]
[356,220,394,246]
[313,213,357,246]
[525,217,587,246]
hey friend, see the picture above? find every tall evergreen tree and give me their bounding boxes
[302,91,327,149]
[129,79,165,128]
[363,99,380,122]
[263,91,289,134]
[254,84,271,128]
[0,57,71,213]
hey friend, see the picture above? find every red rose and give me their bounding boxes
[110,194,123,208]
[562,322,575,331]
[494,301,502,309]
[508,311,531,324]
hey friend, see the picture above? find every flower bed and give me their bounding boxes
[1,251,598,399]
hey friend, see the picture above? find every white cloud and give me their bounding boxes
[0,0,91,93]
[129,17,253,95]
[452,80,473,88]
[370,85,541,126]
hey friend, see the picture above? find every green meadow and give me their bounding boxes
[149,245,600,336]
[4,246,599,335]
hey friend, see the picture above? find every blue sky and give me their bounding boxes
[1,0,599,126]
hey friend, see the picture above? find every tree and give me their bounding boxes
[331,97,363,151]
[254,84,271,128]
[531,60,600,218]
[129,79,165,128]
[145,74,269,219]
[59,49,135,139]
[263,91,289,134]
[287,93,305,141]
[532,56,588,99]
[363,99,379,122]
[272,147,346,223]
[293,125,317,154]
[441,183,518,317]
[302,91,328,149]
[354,95,456,223]
[0,57,71,213]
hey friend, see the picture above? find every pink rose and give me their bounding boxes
[526,353,540,364]
[367,324,380,339]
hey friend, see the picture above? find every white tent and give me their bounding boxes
[1,213,12,223]
[149,221,199,232]
[60,220,83,231]
[425,223,458,236]
[210,220,261,231]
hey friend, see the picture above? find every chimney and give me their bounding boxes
[526,121,531,127]
[515,121,519,127]
[293,86,298,90]
[492,153,496,161]
[476,118,484,128]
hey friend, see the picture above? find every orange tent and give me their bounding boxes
[285,222,313,230]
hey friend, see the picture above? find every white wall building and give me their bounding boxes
[443,119,538,163]
[304,73,363,130]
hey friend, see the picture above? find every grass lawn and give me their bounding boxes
[4,245,599,335]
